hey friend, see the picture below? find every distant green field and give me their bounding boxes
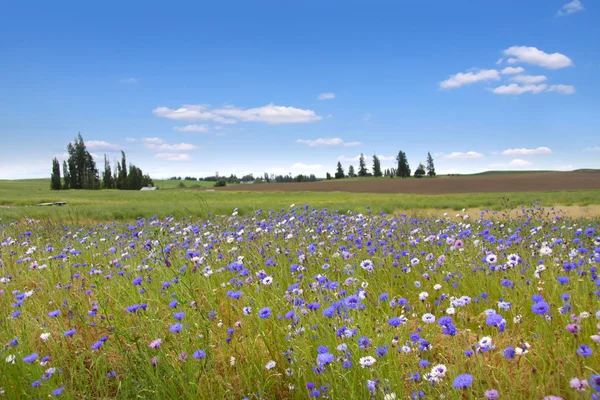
[2,178,600,223]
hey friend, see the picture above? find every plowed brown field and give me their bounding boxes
[208,171,600,194]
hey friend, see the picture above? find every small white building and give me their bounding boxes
[140,186,159,191]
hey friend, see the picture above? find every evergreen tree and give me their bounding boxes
[335,162,345,179]
[358,153,368,177]
[50,158,62,190]
[118,151,128,189]
[102,154,114,189]
[372,154,382,177]
[348,165,356,178]
[414,162,426,178]
[426,151,436,177]
[65,133,100,189]
[326,172,332,180]
[396,151,411,178]
[62,160,70,190]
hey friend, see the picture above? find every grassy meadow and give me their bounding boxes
[2,179,600,223]
[1,202,599,399]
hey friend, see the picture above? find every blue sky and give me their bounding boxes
[1,0,599,179]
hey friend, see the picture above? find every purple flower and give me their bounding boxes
[132,276,143,285]
[193,349,206,359]
[169,323,183,333]
[453,373,473,389]
[504,347,515,359]
[23,353,38,363]
[259,307,272,318]
[485,389,500,399]
[388,317,405,327]
[532,301,550,315]
[64,328,76,337]
[149,338,162,348]
[316,353,334,365]
[577,344,592,357]
[52,386,64,397]
[91,341,103,350]
[173,312,185,320]
[48,309,61,317]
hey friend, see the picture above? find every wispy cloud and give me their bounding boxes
[292,163,322,170]
[155,153,191,161]
[174,124,210,132]
[497,147,552,156]
[585,146,600,152]
[153,103,322,125]
[145,142,198,152]
[489,159,534,168]
[502,46,573,69]
[511,75,547,84]
[440,69,500,89]
[557,0,584,16]
[86,140,121,151]
[441,151,484,160]
[338,154,394,162]
[318,92,335,100]
[547,84,576,95]
[296,138,361,147]
[501,66,525,75]
[490,84,548,95]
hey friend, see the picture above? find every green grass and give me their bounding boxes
[1,204,599,399]
[2,178,600,223]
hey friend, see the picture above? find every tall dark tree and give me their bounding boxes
[50,158,62,190]
[396,151,411,178]
[426,152,436,177]
[326,172,332,180]
[62,160,70,190]
[414,162,426,178]
[64,133,99,189]
[335,161,345,179]
[372,154,382,177]
[358,153,368,177]
[117,151,128,190]
[102,154,114,189]
[348,165,356,178]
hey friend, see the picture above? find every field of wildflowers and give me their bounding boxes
[1,204,599,399]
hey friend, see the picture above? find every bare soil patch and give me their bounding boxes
[205,171,600,195]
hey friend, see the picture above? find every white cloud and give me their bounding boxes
[442,151,484,160]
[511,75,547,84]
[338,154,394,162]
[296,138,361,147]
[292,163,322,170]
[86,140,121,151]
[121,78,138,84]
[499,147,552,156]
[153,103,322,125]
[490,83,548,95]
[440,69,500,89]
[547,84,576,95]
[506,58,518,64]
[318,92,335,100]
[496,58,504,65]
[155,153,191,161]
[557,0,584,16]
[125,137,137,143]
[142,137,165,144]
[174,124,210,132]
[585,146,600,152]
[502,46,573,69]
[489,159,534,168]
[501,66,525,75]
[145,142,198,152]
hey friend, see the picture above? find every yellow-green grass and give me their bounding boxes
[1,179,600,223]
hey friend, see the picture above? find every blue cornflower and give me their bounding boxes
[169,323,183,333]
[91,341,103,350]
[173,312,185,320]
[48,309,61,317]
[577,344,593,357]
[132,276,143,285]
[531,294,543,303]
[31,380,41,387]
[557,276,569,285]
[259,307,272,318]
[388,316,405,327]
[316,352,335,365]
[317,345,329,354]
[453,373,473,389]
[504,346,515,359]
[52,386,64,397]
[193,349,206,359]
[169,300,178,308]
[23,353,38,363]
[532,301,550,315]
[64,328,76,337]
[438,316,453,326]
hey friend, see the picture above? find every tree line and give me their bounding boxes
[51,133,153,190]
[329,151,435,180]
